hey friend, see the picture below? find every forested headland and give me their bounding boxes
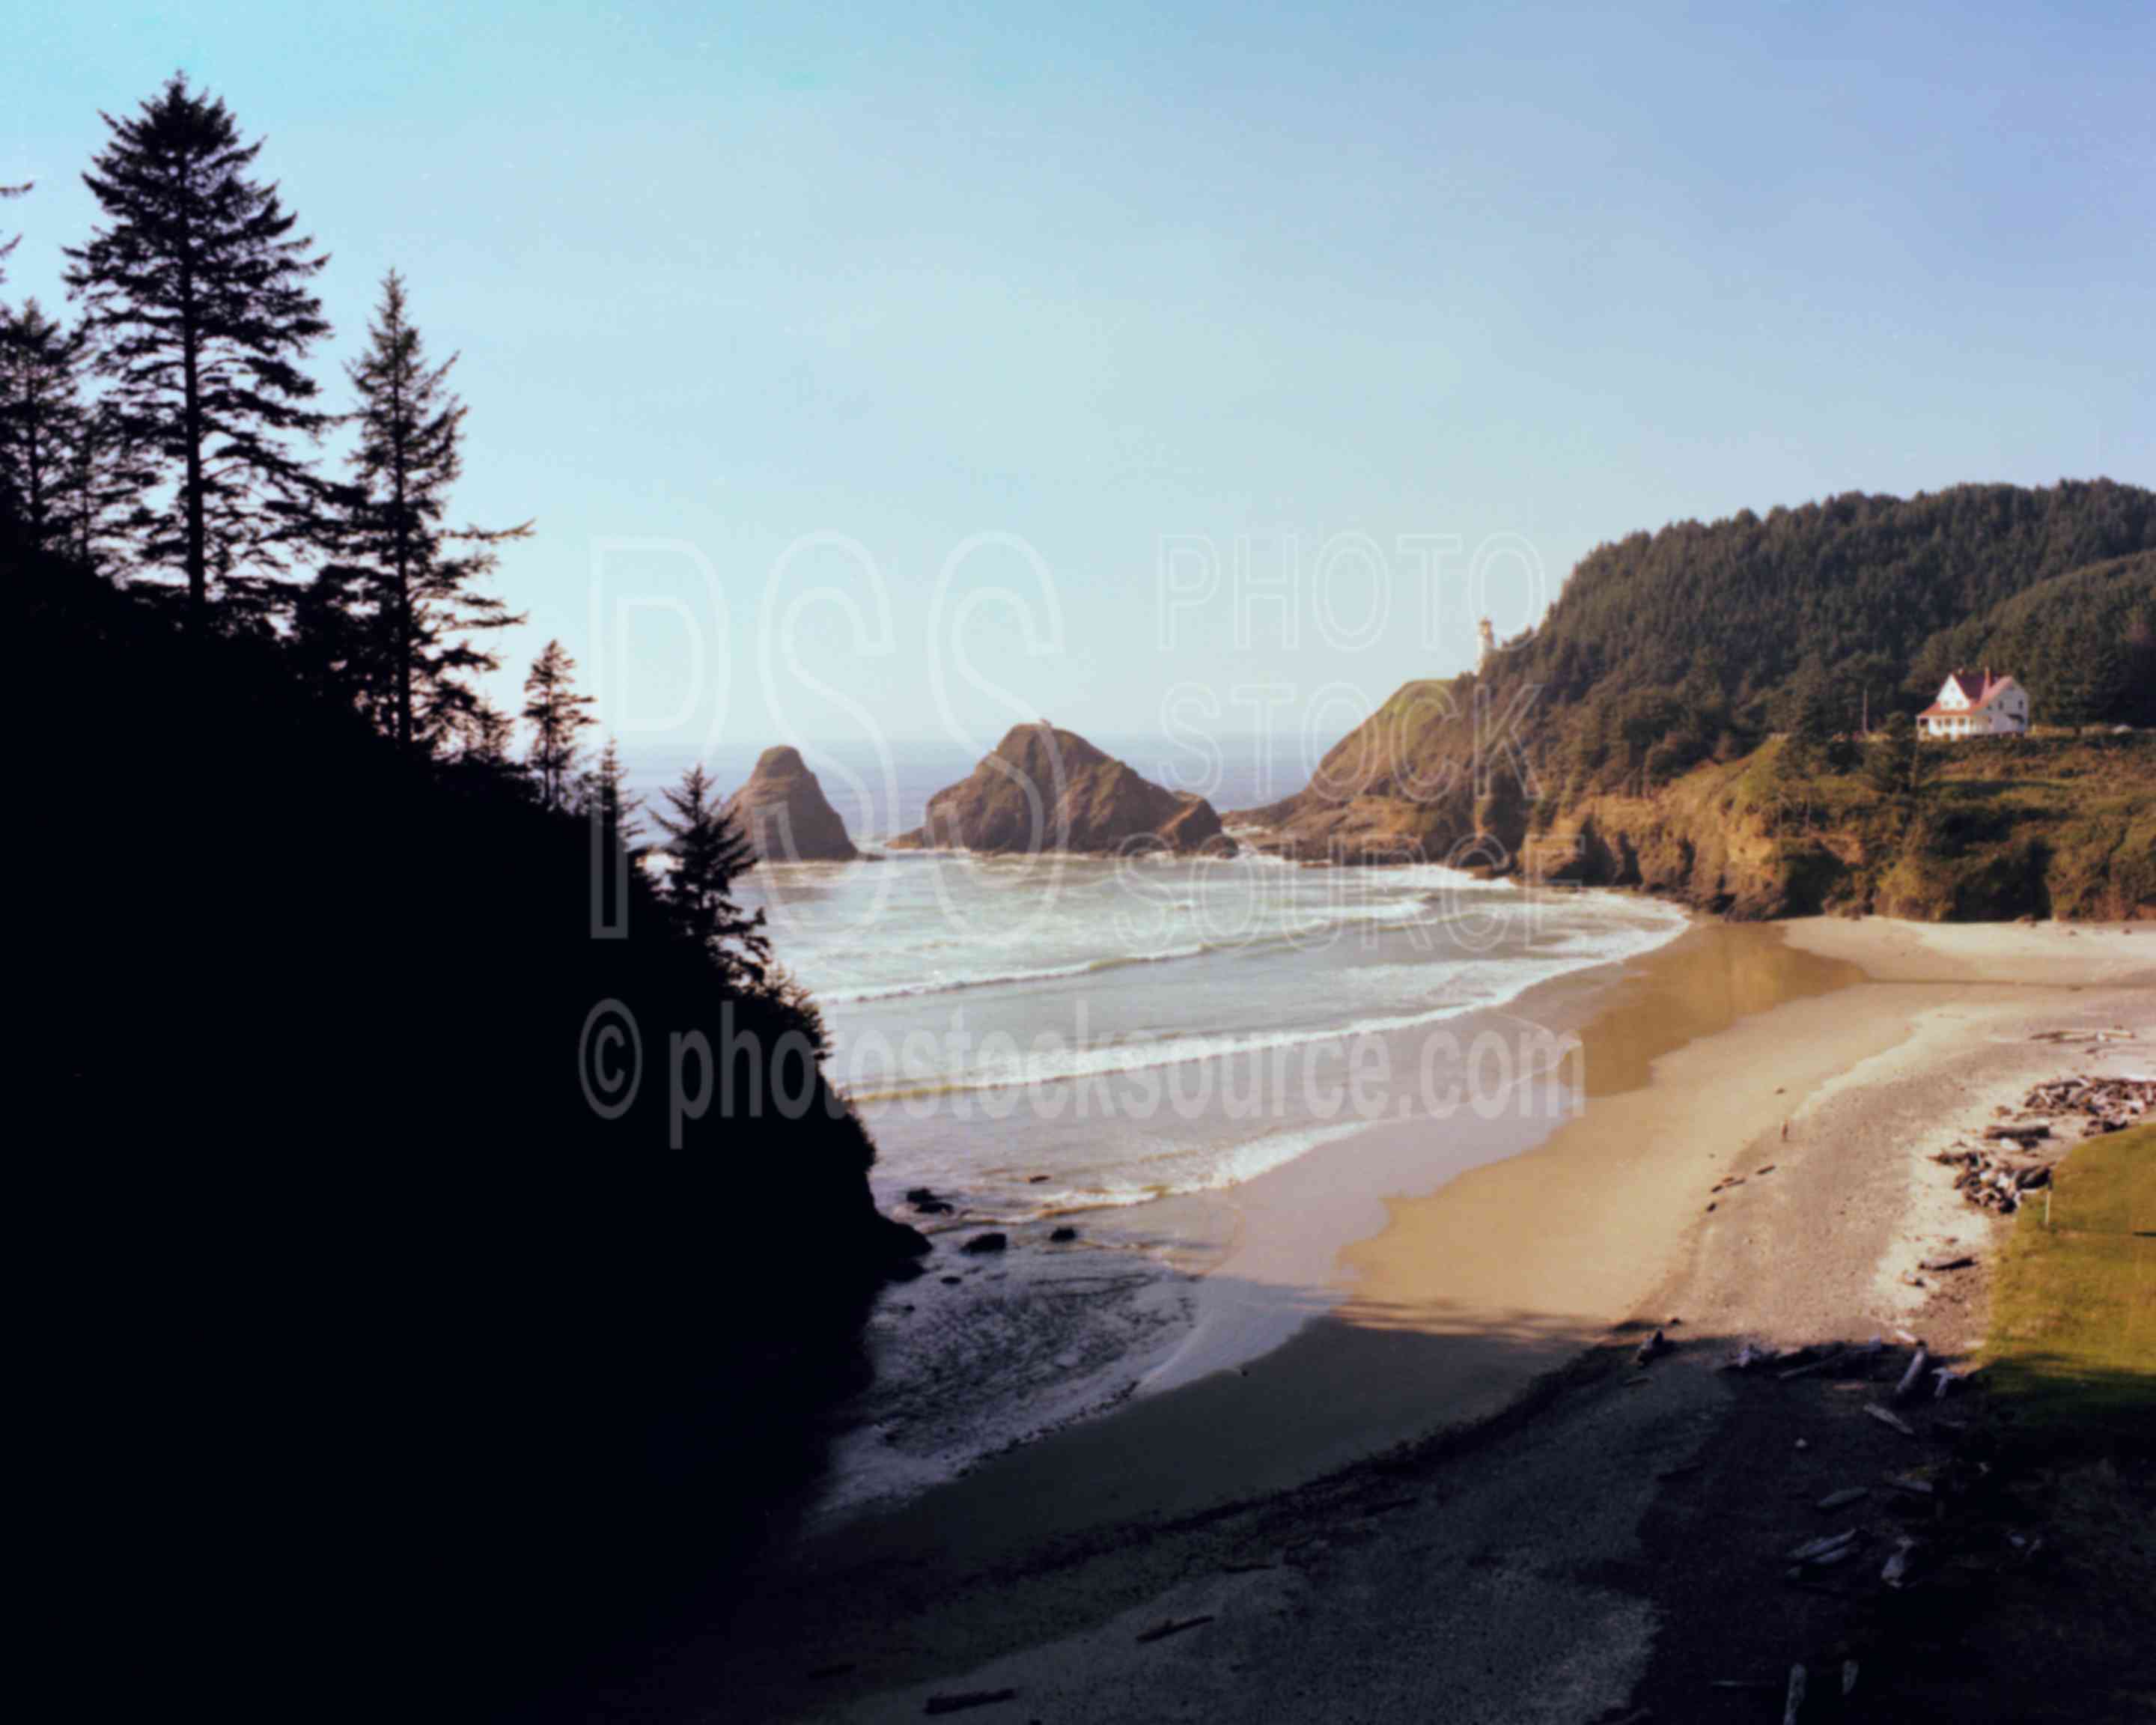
[1249,485,2156,918]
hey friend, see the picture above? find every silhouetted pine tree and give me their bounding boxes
[579,737,642,847]
[288,557,380,720]
[578,737,643,939]
[0,178,22,541]
[454,696,520,772]
[64,76,330,624]
[0,300,150,569]
[654,764,769,988]
[331,271,527,752]
[521,639,594,808]
[0,300,82,545]
[56,397,155,578]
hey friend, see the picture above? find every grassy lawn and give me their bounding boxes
[1984,1122,2155,1443]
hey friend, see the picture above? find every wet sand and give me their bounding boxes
[622,917,2154,1723]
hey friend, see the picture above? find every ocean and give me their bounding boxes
[624,736,1692,1514]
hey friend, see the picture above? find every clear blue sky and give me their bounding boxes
[7,1,2152,767]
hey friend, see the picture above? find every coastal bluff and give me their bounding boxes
[890,722,1233,856]
[725,746,859,862]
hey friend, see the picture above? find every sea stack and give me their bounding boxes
[890,722,1234,857]
[725,746,859,862]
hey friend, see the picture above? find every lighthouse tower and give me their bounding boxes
[1477,617,1496,674]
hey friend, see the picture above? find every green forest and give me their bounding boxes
[1249,485,2156,915]
[1493,483,2156,797]
[1272,481,2156,840]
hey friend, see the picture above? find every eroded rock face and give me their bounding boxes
[890,723,1234,856]
[725,746,859,862]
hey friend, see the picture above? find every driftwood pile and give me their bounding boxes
[1721,1333,1991,1605]
[2018,1073,2152,1137]
[1929,1074,2153,1214]
[1699,1330,2062,1721]
[1720,1335,1974,1407]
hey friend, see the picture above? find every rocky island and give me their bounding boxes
[725,745,860,862]
[891,722,1233,856]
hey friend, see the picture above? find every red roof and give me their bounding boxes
[1919,669,2018,719]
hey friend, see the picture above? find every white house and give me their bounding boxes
[1919,668,2029,739]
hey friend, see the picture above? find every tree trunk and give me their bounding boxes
[180,315,206,623]
[25,416,44,542]
[394,513,413,752]
[392,381,415,752]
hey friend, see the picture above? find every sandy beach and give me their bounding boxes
[615,916,2153,1724]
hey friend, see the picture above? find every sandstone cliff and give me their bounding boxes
[1232,730,2154,920]
[1530,737,2154,921]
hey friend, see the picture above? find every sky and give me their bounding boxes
[7,1,2152,774]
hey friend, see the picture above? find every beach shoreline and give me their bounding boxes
[615,917,2154,1724]
[817,877,1692,1520]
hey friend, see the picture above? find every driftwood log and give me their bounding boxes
[1135,1615,1215,1644]
[925,1689,1020,1716]
[1783,1663,1808,1725]
[1787,1527,1861,1564]
[1893,1346,1931,1405]
[1776,1345,1847,1381]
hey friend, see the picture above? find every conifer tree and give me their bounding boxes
[64,76,330,622]
[521,639,594,808]
[1863,711,1922,797]
[55,397,155,578]
[2122,615,2156,727]
[579,737,644,938]
[579,737,643,848]
[288,557,380,717]
[2040,621,2096,732]
[1,181,31,547]
[1776,655,1834,773]
[0,301,150,568]
[654,764,769,988]
[0,300,82,546]
[332,271,527,752]
[2071,633,2128,732]
[454,697,520,772]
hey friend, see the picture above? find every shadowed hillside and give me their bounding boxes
[15,541,923,1721]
